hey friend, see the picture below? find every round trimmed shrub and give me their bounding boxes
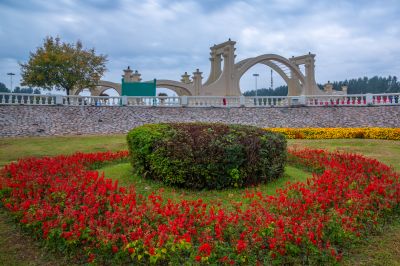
[127,123,287,190]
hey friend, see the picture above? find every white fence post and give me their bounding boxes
[366,93,373,105]
[239,96,245,107]
[299,95,306,105]
[55,95,63,105]
[181,96,188,107]
[121,96,127,106]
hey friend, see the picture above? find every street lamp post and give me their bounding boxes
[7,72,15,92]
[253,73,259,97]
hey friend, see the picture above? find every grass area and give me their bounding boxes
[0,135,399,265]
[342,220,400,266]
[99,163,311,209]
[0,208,75,266]
[0,134,126,167]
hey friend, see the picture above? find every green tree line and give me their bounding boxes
[244,76,400,96]
[0,83,41,94]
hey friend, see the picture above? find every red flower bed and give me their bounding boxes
[0,149,399,264]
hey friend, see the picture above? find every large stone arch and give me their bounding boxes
[235,54,306,85]
[72,80,122,96]
[234,54,306,96]
[95,81,121,96]
[156,80,193,96]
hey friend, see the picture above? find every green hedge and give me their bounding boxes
[127,123,287,190]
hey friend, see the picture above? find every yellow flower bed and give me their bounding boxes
[266,128,400,140]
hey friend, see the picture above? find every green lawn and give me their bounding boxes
[0,134,126,167]
[0,135,399,265]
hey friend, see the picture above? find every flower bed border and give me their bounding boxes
[0,149,399,264]
[267,127,400,140]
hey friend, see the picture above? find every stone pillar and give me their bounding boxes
[131,70,142,82]
[324,82,333,94]
[181,72,191,84]
[213,54,222,81]
[123,66,133,82]
[222,44,236,95]
[207,48,223,85]
[192,69,203,96]
[304,56,317,95]
[341,85,348,94]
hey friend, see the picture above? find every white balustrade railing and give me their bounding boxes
[0,93,399,107]
[247,96,290,107]
[186,96,241,107]
[0,93,56,105]
[306,95,367,106]
[62,95,122,106]
[126,96,181,107]
[371,93,400,105]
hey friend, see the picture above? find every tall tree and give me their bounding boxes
[12,86,41,94]
[20,36,107,95]
[0,82,9,93]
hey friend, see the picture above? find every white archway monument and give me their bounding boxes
[93,40,340,97]
[152,39,325,96]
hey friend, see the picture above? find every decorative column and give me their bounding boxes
[192,69,203,96]
[304,55,317,95]
[131,70,142,82]
[181,72,191,84]
[123,66,133,82]
[222,43,236,95]
[323,81,333,94]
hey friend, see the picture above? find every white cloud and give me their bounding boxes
[0,0,399,93]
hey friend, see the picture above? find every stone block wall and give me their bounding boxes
[0,105,399,137]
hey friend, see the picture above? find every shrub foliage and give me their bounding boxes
[127,123,287,189]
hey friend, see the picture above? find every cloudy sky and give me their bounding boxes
[0,0,399,94]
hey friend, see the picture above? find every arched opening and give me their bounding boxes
[156,88,178,97]
[235,54,306,97]
[154,87,180,106]
[239,64,286,96]
[99,88,119,97]
[78,88,91,96]
[156,80,193,96]
[74,87,120,105]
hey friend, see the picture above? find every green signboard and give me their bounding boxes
[121,79,156,96]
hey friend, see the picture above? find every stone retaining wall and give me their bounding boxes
[0,105,399,137]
